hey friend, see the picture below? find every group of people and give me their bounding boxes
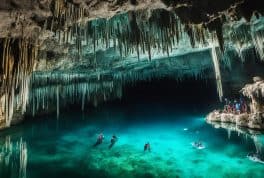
[93,133,118,149]
[223,97,248,114]
[93,133,151,152]
[93,133,263,164]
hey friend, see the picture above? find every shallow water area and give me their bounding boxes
[0,105,264,178]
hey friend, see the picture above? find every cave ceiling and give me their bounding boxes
[0,0,263,66]
[0,0,263,85]
[0,0,264,126]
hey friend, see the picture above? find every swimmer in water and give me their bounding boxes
[93,132,104,147]
[109,135,118,149]
[144,142,151,152]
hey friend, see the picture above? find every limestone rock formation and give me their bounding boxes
[241,77,264,113]
[0,0,264,129]
[0,95,5,129]
[206,77,264,130]
[206,110,264,129]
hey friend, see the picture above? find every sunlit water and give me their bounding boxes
[0,105,264,178]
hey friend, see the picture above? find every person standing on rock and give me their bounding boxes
[235,102,241,114]
[232,100,237,113]
[223,98,229,113]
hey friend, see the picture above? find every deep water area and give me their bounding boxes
[1,79,264,178]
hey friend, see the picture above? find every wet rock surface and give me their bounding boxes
[206,110,264,129]
[207,78,264,130]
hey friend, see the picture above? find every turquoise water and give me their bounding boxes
[0,106,264,178]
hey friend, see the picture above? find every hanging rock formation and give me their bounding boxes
[241,77,264,113]
[0,0,264,128]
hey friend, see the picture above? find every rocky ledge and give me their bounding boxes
[206,77,264,130]
[206,110,264,130]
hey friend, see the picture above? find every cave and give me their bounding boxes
[1,0,264,178]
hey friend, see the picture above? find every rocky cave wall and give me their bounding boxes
[0,0,264,129]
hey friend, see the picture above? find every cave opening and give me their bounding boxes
[24,76,220,122]
[87,77,220,117]
[44,77,220,123]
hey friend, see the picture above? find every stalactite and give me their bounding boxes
[56,85,60,119]
[55,10,221,63]
[210,40,223,101]
[222,50,232,70]
[28,74,124,117]
[251,30,264,60]
[0,38,37,127]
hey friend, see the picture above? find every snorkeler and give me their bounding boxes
[93,133,104,147]
[109,135,118,149]
[144,142,151,152]
[192,141,205,149]
[194,141,201,147]
[247,152,264,164]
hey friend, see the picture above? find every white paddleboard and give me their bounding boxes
[247,155,264,164]
[191,142,205,150]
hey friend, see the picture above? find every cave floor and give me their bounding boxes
[0,105,264,178]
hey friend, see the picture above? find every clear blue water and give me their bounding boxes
[0,105,264,178]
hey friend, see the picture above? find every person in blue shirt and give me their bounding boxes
[235,102,241,114]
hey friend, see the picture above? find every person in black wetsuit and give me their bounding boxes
[93,133,104,147]
[109,135,118,149]
[144,142,151,152]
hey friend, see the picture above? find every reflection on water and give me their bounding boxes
[207,120,264,158]
[0,137,27,178]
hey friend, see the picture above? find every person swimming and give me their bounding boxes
[109,135,118,149]
[194,141,201,147]
[144,142,151,152]
[192,141,205,149]
[247,152,264,164]
[93,133,104,147]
